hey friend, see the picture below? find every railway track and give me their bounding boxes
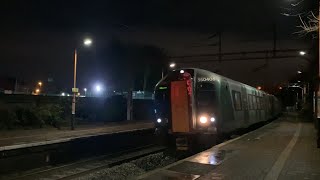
[2,145,166,180]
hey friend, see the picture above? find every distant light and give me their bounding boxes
[279,86,282,90]
[77,92,81,96]
[38,81,42,86]
[299,51,306,56]
[84,88,87,92]
[210,117,216,122]
[297,70,302,74]
[257,86,262,90]
[157,118,162,123]
[180,70,184,74]
[113,90,116,93]
[61,92,65,96]
[83,38,92,46]
[169,63,176,68]
[35,89,40,93]
[297,80,301,83]
[96,85,101,92]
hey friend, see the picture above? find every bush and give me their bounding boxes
[0,108,18,130]
[34,104,64,129]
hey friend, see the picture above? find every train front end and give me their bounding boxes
[154,69,219,151]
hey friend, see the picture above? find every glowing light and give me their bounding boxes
[35,89,40,93]
[257,86,262,90]
[61,92,65,96]
[210,117,216,122]
[299,51,306,56]
[83,38,92,46]
[38,81,42,86]
[84,88,87,92]
[169,63,176,68]
[157,118,162,123]
[279,86,282,90]
[180,70,184,74]
[200,116,208,124]
[297,70,302,74]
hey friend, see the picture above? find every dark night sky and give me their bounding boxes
[0,0,314,91]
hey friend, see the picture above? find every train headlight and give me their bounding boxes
[199,116,208,124]
[210,117,216,122]
[157,118,162,123]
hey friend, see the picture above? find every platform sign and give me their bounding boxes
[72,88,79,93]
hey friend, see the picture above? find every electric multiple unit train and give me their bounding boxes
[154,68,281,150]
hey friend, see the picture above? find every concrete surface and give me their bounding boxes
[139,113,320,180]
[0,121,154,151]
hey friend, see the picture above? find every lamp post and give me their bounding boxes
[71,38,92,130]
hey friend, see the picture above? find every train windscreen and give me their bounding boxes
[196,82,217,113]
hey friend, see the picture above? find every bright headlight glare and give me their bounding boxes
[199,116,208,124]
[157,118,162,123]
[210,117,215,122]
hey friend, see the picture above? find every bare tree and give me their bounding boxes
[296,11,318,37]
[281,0,318,37]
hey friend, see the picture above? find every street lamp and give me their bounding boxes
[71,38,93,130]
[169,63,176,68]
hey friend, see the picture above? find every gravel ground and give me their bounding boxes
[74,152,176,180]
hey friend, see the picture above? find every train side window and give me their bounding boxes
[232,90,242,110]
[256,96,261,109]
[248,95,252,110]
[252,96,257,110]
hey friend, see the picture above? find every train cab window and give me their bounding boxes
[196,82,216,107]
[232,91,242,110]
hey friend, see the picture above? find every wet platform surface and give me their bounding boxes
[0,121,153,151]
[139,114,320,180]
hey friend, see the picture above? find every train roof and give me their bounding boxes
[180,67,274,97]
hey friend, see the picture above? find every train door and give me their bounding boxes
[170,81,191,133]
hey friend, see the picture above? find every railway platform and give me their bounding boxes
[139,113,320,180]
[0,120,154,151]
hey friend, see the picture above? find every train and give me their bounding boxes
[154,68,282,151]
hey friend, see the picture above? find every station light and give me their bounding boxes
[96,85,101,92]
[299,51,306,56]
[200,116,208,124]
[169,63,176,68]
[157,118,162,123]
